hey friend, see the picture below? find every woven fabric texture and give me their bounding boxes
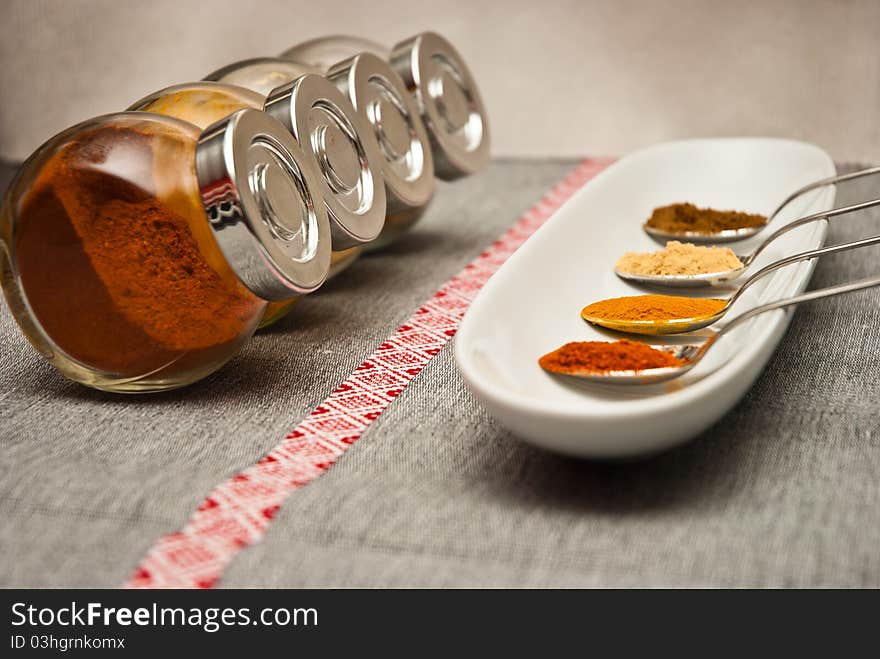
[1,160,878,587]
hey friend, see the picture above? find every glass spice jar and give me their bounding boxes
[205,57,322,98]
[129,78,387,327]
[207,53,436,250]
[281,32,491,181]
[0,109,331,392]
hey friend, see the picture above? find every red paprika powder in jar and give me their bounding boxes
[0,109,331,392]
[129,79,387,328]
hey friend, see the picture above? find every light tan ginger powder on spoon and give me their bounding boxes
[616,241,744,276]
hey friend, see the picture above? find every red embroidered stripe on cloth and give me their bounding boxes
[126,158,612,589]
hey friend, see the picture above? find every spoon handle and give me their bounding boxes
[713,273,880,344]
[747,194,880,266]
[729,233,880,308]
[767,165,880,224]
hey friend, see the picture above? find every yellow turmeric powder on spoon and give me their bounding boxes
[582,295,727,322]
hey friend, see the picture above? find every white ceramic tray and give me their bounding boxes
[455,138,836,458]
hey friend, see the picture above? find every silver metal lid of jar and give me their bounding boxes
[204,57,321,97]
[284,33,490,181]
[263,74,387,250]
[327,52,435,212]
[388,32,490,180]
[195,108,332,301]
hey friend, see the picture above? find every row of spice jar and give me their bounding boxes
[0,32,490,392]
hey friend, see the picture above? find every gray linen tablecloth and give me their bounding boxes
[1,159,878,588]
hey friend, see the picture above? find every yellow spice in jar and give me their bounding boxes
[615,241,744,276]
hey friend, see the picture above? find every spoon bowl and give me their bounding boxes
[579,309,724,335]
[642,165,880,244]
[614,263,746,288]
[643,224,762,244]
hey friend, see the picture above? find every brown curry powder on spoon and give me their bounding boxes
[645,202,767,234]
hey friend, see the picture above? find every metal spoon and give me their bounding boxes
[553,273,880,385]
[622,192,880,288]
[586,233,880,335]
[642,165,880,244]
